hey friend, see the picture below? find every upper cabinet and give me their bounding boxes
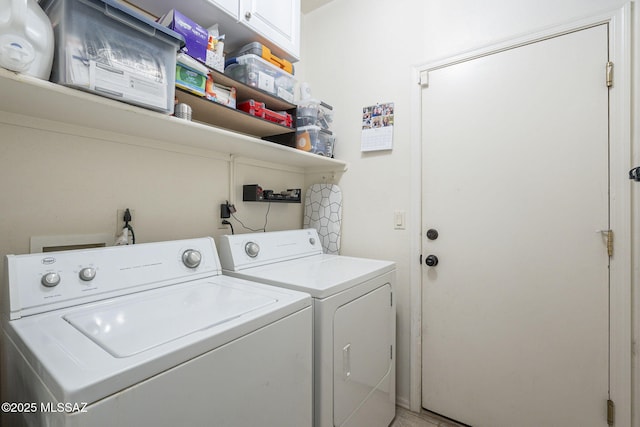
[210,0,240,20]
[239,0,300,60]
[125,0,301,61]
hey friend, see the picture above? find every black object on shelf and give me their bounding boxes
[243,185,301,203]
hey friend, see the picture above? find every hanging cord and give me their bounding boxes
[231,202,271,232]
[222,220,235,235]
[123,208,136,244]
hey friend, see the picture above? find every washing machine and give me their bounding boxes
[218,228,396,427]
[1,237,312,427]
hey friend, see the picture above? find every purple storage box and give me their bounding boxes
[159,9,208,64]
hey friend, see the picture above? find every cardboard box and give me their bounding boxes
[176,63,206,96]
[206,75,236,108]
[159,10,208,64]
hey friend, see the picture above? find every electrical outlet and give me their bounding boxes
[116,209,134,236]
[218,220,230,230]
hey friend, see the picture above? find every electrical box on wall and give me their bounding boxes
[243,184,301,203]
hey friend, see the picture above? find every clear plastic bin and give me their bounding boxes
[296,99,333,130]
[41,0,184,113]
[296,125,335,156]
[318,129,335,157]
[229,42,293,74]
[225,54,296,103]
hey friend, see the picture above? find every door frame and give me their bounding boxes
[408,5,632,425]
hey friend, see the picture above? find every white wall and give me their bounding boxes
[300,0,638,414]
[0,116,305,295]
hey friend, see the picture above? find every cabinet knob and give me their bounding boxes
[245,11,252,20]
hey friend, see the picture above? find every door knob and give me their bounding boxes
[425,255,439,267]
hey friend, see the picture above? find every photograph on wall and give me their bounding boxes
[361,102,394,152]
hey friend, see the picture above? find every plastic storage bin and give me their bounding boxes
[296,125,334,156]
[41,0,184,113]
[238,99,293,127]
[225,54,296,103]
[230,42,293,74]
[296,99,333,129]
[317,129,335,157]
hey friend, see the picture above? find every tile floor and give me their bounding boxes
[390,406,468,427]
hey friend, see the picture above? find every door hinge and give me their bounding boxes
[390,291,393,307]
[607,399,615,426]
[606,61,614,87]
[419,70,429,87]
[597,229,613,257]
[390,345,393,360]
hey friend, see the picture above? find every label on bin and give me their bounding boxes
[257,70,275,95]
[89,60,167,111]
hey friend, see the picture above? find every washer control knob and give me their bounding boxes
[79,267,96,282]
[182,249,202,269]
[245,242,260,258]
[41,272,61,288]
[309,237,316,245]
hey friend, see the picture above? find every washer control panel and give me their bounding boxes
[5,238,219,319]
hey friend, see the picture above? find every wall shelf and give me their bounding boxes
[0,68,347,173]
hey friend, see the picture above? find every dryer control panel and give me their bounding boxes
[218,228,323,271]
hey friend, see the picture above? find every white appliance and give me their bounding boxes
[218,229,396,427]
[1,237,312,427]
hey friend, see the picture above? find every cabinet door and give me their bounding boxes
[240,0,300,59]
[125,0,238,23]
[210,0,239,20]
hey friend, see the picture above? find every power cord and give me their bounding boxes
[123,208,136,244]
[231,202,271,232]
[116,208,136,245]
[222,220,235,234]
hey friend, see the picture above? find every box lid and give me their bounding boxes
[41,0,185,48]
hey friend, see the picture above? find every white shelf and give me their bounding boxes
[0,68,347,173]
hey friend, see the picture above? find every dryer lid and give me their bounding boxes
[227,254,395,298]
[64,281,277,357]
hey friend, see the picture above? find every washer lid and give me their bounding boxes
[64,281,277,357]
[226,254,395,299]
[6,276,310,405]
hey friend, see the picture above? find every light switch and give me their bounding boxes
[394,210,406,229]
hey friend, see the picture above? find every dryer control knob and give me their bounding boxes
[79,267,96,281]
[309,237,316,245]
[41,272,61,287]
[245,242,260,258]
[182,249,202,269]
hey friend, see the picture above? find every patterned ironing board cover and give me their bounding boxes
[303,184,343,254]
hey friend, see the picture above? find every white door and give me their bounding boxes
[421,25,610,427]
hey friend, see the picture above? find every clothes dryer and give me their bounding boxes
[218,229,396,427]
